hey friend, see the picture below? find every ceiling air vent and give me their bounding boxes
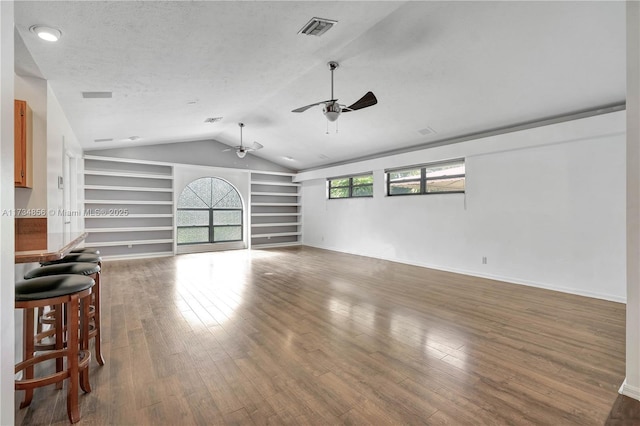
[82,91,112,99]
[298,17,337,36]
[94,138,113,143]
[418,126,437,136]
[204,117,223,123]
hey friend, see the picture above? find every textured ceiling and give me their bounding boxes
[15,1,625,171]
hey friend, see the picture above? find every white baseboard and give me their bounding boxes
[302,243,627,303]
[619,379,640,400]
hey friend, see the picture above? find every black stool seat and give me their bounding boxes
[25,262,100,280]
[42,253,102,266]
[70,248,100,255]
[16,275,95,302]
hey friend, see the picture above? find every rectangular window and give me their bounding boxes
[387,159,465,196]
[176,208,243,245]
[328,173,373,199]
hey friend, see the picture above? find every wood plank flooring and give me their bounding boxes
[15,246,627,425]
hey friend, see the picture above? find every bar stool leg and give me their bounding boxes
[93,271,105,365]
[20,308,35,409]
[79,295,91,393]
[67,294,80,424]
[54,302,64,390]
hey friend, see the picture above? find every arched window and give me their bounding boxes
[177,177,243,245]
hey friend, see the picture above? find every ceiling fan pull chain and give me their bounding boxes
[326,119,329,135]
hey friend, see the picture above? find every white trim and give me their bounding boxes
[252,241,302,249]
[101,251,174,261]
[619,379,640,400]
[176,241,246,254]
[303,243,627,304]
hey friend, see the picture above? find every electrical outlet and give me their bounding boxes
[482,256,487,264]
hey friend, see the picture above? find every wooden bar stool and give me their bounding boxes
[24,262,103,365]
[34,254,105,366]
[15,274,94,424]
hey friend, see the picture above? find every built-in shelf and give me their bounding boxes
[250,172,301,249]
[83,156,174,259]
[84,185,173,192]
[85,226,174,233]
[251,180,300,187]
[252,231,302,238]
[83,239,174,247]
[85,200,173,205]
[250,192,299,197]
[84,170,173,179]
[252,212,301,217]
[251,202,301,207]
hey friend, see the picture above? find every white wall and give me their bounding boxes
[624,0,640,401]
[0,2,15,423]
[298,111,626,302]
[46,84,83,235]
[173,164,249,253]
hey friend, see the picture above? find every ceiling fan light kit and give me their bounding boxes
[292,61,377,124]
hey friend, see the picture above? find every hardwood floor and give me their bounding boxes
[15,246,627,425]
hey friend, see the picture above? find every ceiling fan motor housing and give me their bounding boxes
[323,102,341,122]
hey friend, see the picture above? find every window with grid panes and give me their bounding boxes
[387,159,465,196]
[328,173,373,199]
[176,177,243,245]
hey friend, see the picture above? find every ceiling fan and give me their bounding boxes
[222,122,263,158]
[292,61,377,122]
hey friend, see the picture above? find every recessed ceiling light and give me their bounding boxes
[29,25,62,42]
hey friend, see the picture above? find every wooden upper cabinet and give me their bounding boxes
[14,99,33,188]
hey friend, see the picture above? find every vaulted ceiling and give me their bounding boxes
[14,1,625,171]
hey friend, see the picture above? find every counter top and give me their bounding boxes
[15,231,89,264]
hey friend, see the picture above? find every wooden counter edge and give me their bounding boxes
[15,232,89,264]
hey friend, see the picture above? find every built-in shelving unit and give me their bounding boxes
[250,171,301,249]
[83,155,174,259]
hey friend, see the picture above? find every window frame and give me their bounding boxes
[176,207,243,245]
[386,159,465,196]
[327,173,374,199]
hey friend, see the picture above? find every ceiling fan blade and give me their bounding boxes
[342,91,377,113]
[292,99,335,113]
[251,141,264,150]
[222,148,232,152]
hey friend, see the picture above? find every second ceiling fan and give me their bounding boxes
[292,61,377,122]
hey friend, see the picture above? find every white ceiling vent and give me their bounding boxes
[204,117,223,123]
[418,126,437,136]
[82,91,112,99]
[298,17,337,36]
[94,138,113,143]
